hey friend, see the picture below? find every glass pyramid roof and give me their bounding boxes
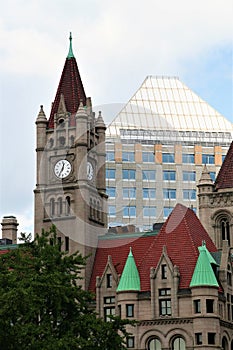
[107,76,233,142]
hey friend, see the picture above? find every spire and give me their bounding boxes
[36,105,47,122]
[95,111,106,129]
[117,247,140,292]
[48,34,87,128]
[67,32,75,59]
[198,164,214,186]
[190,242,219,288]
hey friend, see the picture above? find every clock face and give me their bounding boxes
[87,161,94,180]
[54,159,72,179]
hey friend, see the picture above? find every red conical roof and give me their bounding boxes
[48,36,86,128]
[215,141,233,190]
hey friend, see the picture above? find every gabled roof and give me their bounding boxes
[190,242,219,287]
[89,204,217,293]
[215,141,233,190]
[117,247,140,292]
[48,34,86,128]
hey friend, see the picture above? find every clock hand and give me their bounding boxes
[59,162,65,176]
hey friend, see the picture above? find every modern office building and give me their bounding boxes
[105,76,233,230]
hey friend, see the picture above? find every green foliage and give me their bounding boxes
[0,226,134,349]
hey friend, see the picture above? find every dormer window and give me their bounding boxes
[106,274,112,288]
[161,264,167,279]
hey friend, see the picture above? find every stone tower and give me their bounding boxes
[34,34,107,289]
[198,142,233,253]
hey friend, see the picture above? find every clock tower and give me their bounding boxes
[34,34,107,289]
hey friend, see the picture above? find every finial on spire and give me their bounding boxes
[67,32,75,59]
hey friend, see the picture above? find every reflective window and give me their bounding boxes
[172,337,186,350]
[209,172,215,181]
[183,189,196,200]
[159,299,171,316]
[143,206,156,217]
[106,274,112,288]
[164,207,173,218]
[106,169,116,179]
[126,304,134,317]
[142,151,154,162]
[163,170,176,181]
[104,307,115,322]
[106,151,115,162]
[123,187,136,199]
[162,153,175,163]
[182,153,194,164]
[143,170,156,180]
[202,154,214,164]
[183,171,196,182]
[148,338,162,350]
[195,333,202,345]
[106,187,116,198]
[143,188,156,199]
[194,299,201,313]
[127,336,135,348]
[104,296,115,304]
[163,189,176,199]
[108,206,116,217]
[123,206,136,217]
[122,169,136,180]
[122,151,135,162]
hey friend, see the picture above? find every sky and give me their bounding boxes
[0,0,232,235]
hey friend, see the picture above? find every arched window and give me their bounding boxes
[50,198,55,217]
[172,337,186,350]
[221,218,230,244]
[148,338,161,350]
[59,136,65,146]
[222,336,228,350]
[65,196,71,215]
[58,197,63,216]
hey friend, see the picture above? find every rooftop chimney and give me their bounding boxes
[1,216,18,244]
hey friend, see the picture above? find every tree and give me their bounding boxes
[0,226,133,350]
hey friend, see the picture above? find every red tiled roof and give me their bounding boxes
[89,204,217,293]
[215,141,233,190]
[48,56,86,128]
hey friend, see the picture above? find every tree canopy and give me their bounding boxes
[0,226,133,350]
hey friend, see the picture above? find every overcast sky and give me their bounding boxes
[0,0,232,235]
